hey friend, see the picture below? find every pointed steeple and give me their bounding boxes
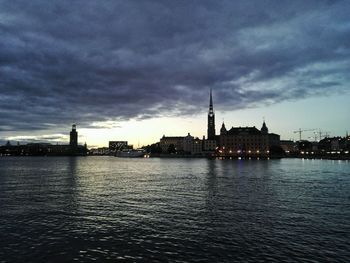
[220,122,227,135]
[207,89,216,140]
[261,120,268,134]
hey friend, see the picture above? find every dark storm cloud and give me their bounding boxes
[0,0,349,131]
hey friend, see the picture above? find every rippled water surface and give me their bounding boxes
[0,157,349,262]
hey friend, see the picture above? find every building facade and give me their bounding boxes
[203,137,217,152]
[183,133,194,153]
[182,134,203,155]
[159,135,184,153]
[219,124,269,156]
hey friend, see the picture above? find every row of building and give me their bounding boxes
[157,90,281,157]
[280,136,350,155]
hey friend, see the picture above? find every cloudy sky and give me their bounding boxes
[1,0,349,147]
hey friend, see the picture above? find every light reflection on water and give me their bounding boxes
[0,157,349,262]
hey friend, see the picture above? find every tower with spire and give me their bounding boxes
[207,89,216,140]
[261,120,268,134]
[70,124,78,148]
[220,122,227,135]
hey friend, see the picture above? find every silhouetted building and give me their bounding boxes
[207,89,216,140]
[269,133,281,147]
[219,121,280,156]
[219,125,264,156]
[318,137,346,152]
[202,89,219,154]
[70,124,78,147]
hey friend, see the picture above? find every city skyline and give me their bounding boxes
[1,1,350,147]
[2,92,349,148]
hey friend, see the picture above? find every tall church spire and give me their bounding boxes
[209,88,213,109]
[207,89,216,140]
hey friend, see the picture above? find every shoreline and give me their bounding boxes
[1,154,349,161]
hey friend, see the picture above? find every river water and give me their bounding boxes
[0,157,349,262]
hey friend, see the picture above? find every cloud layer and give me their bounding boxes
[1,0,350,132]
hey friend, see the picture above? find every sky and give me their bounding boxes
[0,0,349,147]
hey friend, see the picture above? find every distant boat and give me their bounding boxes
[115,149,145,158]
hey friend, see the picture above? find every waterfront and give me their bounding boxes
[0,157,349,262]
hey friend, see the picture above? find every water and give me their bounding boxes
[0,157,349,262]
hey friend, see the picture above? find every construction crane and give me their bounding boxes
[309,130,331,142]
[293,128,316,141]
[316,129,331,141]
